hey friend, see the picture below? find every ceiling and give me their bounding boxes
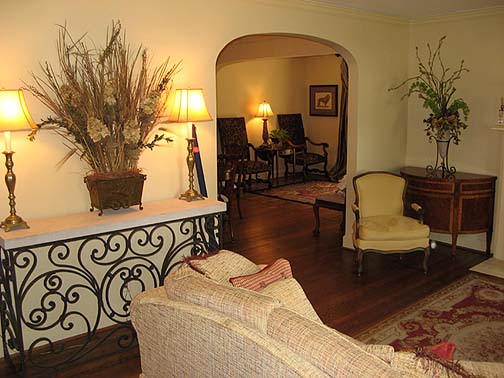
[310,0,504,19]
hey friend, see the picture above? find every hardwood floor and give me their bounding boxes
[0,193,488,378]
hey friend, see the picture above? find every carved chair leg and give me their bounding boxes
[356,249,364,276]
[235,188,243,220]
[228,210,234,242]
[423,246,430,274]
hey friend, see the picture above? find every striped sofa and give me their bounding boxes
[131,250,503,377]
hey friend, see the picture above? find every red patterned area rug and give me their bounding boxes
[253,180,344,205]
[357,273,504,362]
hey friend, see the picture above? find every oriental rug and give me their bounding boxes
[253,180,344,205]
[357,273,504,362]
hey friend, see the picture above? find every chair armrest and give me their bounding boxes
[247,143,266,162]
[305,137,329,148]
[248,143,258,152]
[410,202,425,224]
[305,137,328,157]
[283,138,305,150]
[351,203,359,216]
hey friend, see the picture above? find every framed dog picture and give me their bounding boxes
[309,85,338,117]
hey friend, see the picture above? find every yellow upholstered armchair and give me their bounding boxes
[352,171,430,276]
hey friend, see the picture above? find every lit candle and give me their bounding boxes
[4,131,11,153]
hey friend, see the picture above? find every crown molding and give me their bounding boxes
[410,5,504,24]
[254,0,408,25]
[255,0,504,25]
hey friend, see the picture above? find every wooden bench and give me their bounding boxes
[312,191,345,236]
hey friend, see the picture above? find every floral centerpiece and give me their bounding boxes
[390,36,469,145]
[389,36,469,176]
[27,22,180,213]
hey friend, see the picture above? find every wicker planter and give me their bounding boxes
[84,173,146,215]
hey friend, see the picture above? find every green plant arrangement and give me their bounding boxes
[27,21,181,177]
[389,36,469,145]
[269,128,289,143]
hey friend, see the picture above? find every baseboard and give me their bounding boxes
[434,240,490,256]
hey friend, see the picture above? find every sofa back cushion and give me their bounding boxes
[267,308,403,378]
[165,274,280,333]
[132,290,331,378]
[259,278,321,323]
[185,250,260,285]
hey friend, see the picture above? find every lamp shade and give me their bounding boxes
[168,88,212,123]
[0,90,36,131]
[255,101,273,118]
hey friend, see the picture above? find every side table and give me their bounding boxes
[0,198,225,375]
[256,144,294,182]
[312,191,346,235]
[400,166,496,256]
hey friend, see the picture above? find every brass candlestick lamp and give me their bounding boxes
[255,101,274,145]
[168,88,212,202]
[0,90,36,231]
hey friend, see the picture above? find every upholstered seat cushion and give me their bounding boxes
[243,159,270,174]
[284,152,325,165]
[359,215,430,241]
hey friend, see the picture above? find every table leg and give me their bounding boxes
[451,232,458,258]
[486,230,493,255]
[312,204,320,236]
[275,152,279,183]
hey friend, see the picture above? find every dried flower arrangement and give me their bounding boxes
[389,36,469,144]
[27,21,181,177]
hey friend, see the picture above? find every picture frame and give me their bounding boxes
[309,85,338,117]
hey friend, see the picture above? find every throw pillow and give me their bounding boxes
[427,342,456,360]
[184,249,260,285]
[229,258,292,291]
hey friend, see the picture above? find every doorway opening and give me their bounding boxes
[216,34,348,182]
[215,33,354,241]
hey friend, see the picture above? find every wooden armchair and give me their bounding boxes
[217,118,272,219]
[277,113,328,179]
[352,171,431,276]
[218,156,238,241]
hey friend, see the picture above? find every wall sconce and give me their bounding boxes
[0,89,36,231]
[168,88,212,202]
[255,101,274,145]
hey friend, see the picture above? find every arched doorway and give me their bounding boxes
[215,33,357,246]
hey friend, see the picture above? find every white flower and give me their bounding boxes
[123,119,140,144]
[141,92,160,116]
[87,117,110,142]
[103,82,116,106]
[60,84,80,107]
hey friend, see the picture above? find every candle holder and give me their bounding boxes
[167,88,212,202]
[1,151,28,231]
[0,89,35,231]
[179,136,204,201]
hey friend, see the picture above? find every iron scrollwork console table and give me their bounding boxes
[0,198,225,376]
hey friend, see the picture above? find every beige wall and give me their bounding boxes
[405,10,504,253]
[2,0,501,359]
[0,0,410,252]
[216,54,341,170]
